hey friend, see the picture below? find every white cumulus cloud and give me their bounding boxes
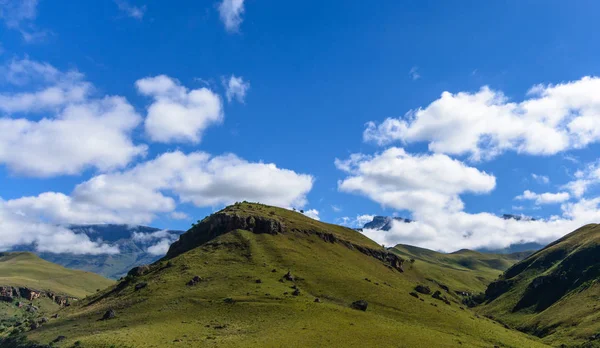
[0,58,146,177]
[336,147,496,215]
[5,151,314,225]
[225,75,250,103]
[137,75,223,143]
[515,190,570,205]
[218,0,245,32]
[0,200,119,255]
[531,173,550,184]
[0,0,47,42]
[302,209,320,220]
[364,77,600,161]
[114,0,146,19]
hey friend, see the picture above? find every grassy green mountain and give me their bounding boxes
[0,252,114,339]
[392,244,532,294]
[478,223,600,347]
[0,252,114,299]
[11,203,547,347]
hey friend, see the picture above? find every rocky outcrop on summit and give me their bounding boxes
[166,209,405,273]
[167,212,285,258]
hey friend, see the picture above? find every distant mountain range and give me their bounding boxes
[362,216,412,231]
[14,224,184,279]
[360,215,544,254]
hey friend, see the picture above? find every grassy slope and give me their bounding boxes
[478,224,600,347]
[22,203,547,348]
[0,252,115,298]
[393,244,529,293]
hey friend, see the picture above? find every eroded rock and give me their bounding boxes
[102,309,116,320]
[351,300,368,311]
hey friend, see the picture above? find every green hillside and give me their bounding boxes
[13,203,547,347]
[0,252,115,340]
[478,224,600,347]
[0,252,115,299]
[392,244,531,294]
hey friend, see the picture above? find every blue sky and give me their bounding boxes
[2,0,600,254]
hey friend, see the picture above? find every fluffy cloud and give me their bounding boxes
[0,58,146,176]
[515,190,570,205]
[563,161,600,198]
[0,0,46,42]
[302,209,320,220]
[336,147,496,214]
[0,58,91,113]
[146,239,174,255]
[409,66,420,80]
[531,173,550,184]
[218,0,244,32]
[360,203,598,251]
[337,149,600,251]
[137,75,223,143]
[5,151,314,225]
[356,214,376,226]
[225,75,250,103]
[132,229,179,256]
[114,0,146,19]
[364,77,600,161]
[0,200,119,255]
[170,211,189,220]
[337,214,376,228]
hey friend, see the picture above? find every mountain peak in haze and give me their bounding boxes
[362,216,412,231]
[14,224,184,279]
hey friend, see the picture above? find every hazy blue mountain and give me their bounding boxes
[362,215,543,254]
[362,216,411,231]
[477,242,545,254]
[14,224,184,279]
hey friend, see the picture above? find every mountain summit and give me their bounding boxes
[14,203,545,347]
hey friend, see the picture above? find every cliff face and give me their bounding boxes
[165,208,404,272]
[166,212,284,258]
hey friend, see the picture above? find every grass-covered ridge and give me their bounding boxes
[15,203,547,347]
[392,244,531,294]
[167,202,383,258]
[0,252,115,340]
[0,252,114,298]
[478,223,600,346]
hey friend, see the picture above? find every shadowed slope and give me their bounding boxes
[479,224,600,346]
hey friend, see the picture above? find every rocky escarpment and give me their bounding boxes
[166,211,404,272]
[167,212,284,258]
[0,286,74,306]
